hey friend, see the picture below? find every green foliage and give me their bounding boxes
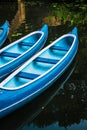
[49,3,87,26]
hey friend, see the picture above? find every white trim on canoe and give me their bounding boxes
[0,34,76,90]
[0,31,44,68]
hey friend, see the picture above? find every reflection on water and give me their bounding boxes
[0,1,87,130]
[9,0,26,38]
[0,58,77,130]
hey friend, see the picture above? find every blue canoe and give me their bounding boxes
[0,27,78,118]
[0,21,9,48]
[0,24,48,79]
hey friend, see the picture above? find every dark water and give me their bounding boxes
[0,1,87,130]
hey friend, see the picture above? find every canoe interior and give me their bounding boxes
[3,36,74,89]
[0,29,3,35]
[0,33,42,66]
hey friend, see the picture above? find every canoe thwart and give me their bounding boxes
[19,42,33,47]
[51,45,69,51]
[17,72,40,79]
[35,57,59,64]
[1,52,21,58]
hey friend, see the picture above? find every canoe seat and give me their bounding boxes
[17,72,40,79]
[1,52,20,58]
[35,57,59,64]
[51,45,69,51]
[19,41,33,46]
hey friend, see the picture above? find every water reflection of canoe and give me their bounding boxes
[0,21,9,48]
[0,27,78,118]
[0,59,76,130]
[0,24,48,78]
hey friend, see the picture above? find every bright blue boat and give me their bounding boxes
[0,27,78,118]
[0,24,48,79]
[0,21,9,48]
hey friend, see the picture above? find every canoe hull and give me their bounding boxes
[0,27,78,118]
[0,25,48,79]
[0,21,9,48]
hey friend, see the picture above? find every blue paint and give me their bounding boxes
[0,24,48,78]
[0,27,78,118]
[0,21,9,47]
